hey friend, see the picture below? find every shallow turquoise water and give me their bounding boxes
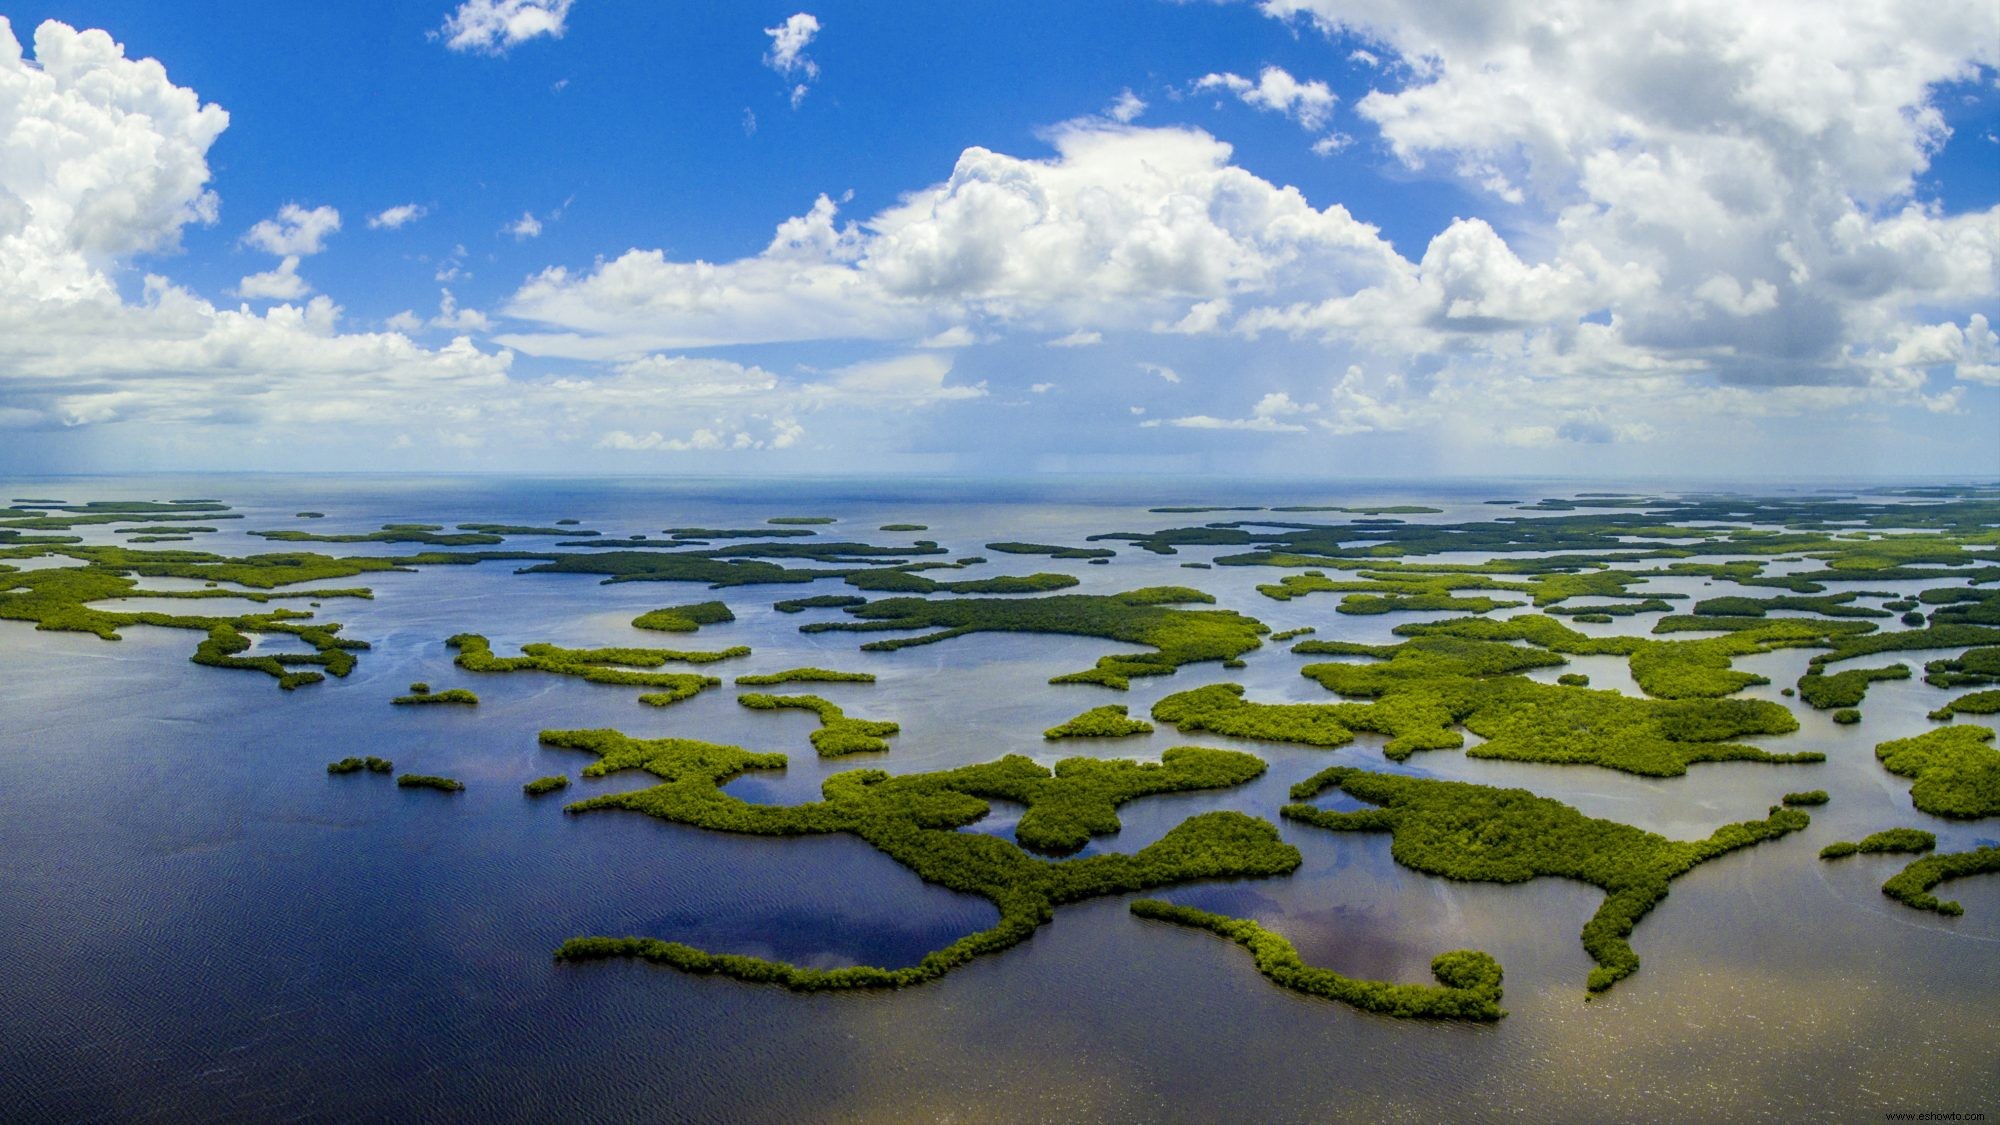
[0,475,1994,1123]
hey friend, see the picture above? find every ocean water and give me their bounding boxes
[0,475,1994,1123]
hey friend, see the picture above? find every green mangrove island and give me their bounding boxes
[1820,828,1935,859]
[631,601,736,632]
[1879,846,2000,915]
[1130,900,1505,1020]
[800,586,1270,688]
[1044,704,1154,740]
[398,774,466,792]
[1873,726,2000,818]
[393,683,479,705]
[733,667,876,685]
[448,634,735,706]
[543,728,1299,988]
[1283,766,1810,992]
[736,692,901,756]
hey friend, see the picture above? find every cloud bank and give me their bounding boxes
[1,3,1993,471]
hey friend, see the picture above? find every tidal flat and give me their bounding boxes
[0,474,1995,1122]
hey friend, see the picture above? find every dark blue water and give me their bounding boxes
[1,475,1994,1122]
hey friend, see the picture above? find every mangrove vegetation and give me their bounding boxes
[1819,828,1935,859]
[1282,766,1810,992]
[1153,632,1810,776]
[801,587,1270,689]
[631,601,736,632]
[736,692,901,757]
[1129,900,1505,1020]
[542,728,1296,989]
[397,774,465,792]
[733,667,876,685]
[1873,726,2000,818]
[1044,704,1154,740]
[1879,846,2000,915]
[448,634,731,707]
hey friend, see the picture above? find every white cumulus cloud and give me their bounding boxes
[368,203,429,230]
[0,19,227,301]
[236,256,310,301]
[499,122,1404,357]
[242,203,341,256]
[1107,89,1146,123]
[764,12,820,107]
[237,203,339,301]
[1144,390,1318,432]
[1245,0,2000,391]
[436,0,573,55]
[1194,66,1339,131]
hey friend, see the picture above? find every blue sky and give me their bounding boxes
[1,1,1996,476]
